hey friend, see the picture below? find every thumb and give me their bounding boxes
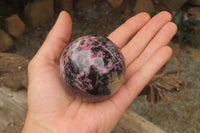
[35,11,72,63]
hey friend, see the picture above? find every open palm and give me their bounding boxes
[22,11,177,133]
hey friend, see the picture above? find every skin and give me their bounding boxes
[22,11,177,133]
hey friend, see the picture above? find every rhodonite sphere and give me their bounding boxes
[60,35,125,102]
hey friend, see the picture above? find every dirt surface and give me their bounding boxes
[129,43,200,133]
[1,0,200,132]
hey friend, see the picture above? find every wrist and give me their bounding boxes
[22,117,55,133]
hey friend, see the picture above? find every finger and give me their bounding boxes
[107,12,150,48]
[126,22,177,79]
[110,46,172,111]
[122,11,172,66]
[36,11,72,62]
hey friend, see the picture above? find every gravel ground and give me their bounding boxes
[129,43,200,133]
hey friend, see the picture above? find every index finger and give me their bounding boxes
[107,12,150,48]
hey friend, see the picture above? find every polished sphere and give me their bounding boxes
[60,35,125,102]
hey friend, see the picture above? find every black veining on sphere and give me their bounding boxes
[86,65,110,95]
[60,36,125,98]
[91,46,112,66]
[80,40,85,45]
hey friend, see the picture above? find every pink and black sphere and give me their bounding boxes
[60,36,125,102]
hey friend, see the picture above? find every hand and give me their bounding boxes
[22,11,177,133]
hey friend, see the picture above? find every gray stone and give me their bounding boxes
[189,0,200,6]
[0,53,29,90]
[163,0,188,11]
[0,87,27,133]
[188,7,200,20]
[107,0,123,8]
[112,110,166,133]
[133,0,155,13]
[24,0,54,28]
[0,30,13,52]
[56,0,73,11]
[5,14,26,38]
[76,0,95,8]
